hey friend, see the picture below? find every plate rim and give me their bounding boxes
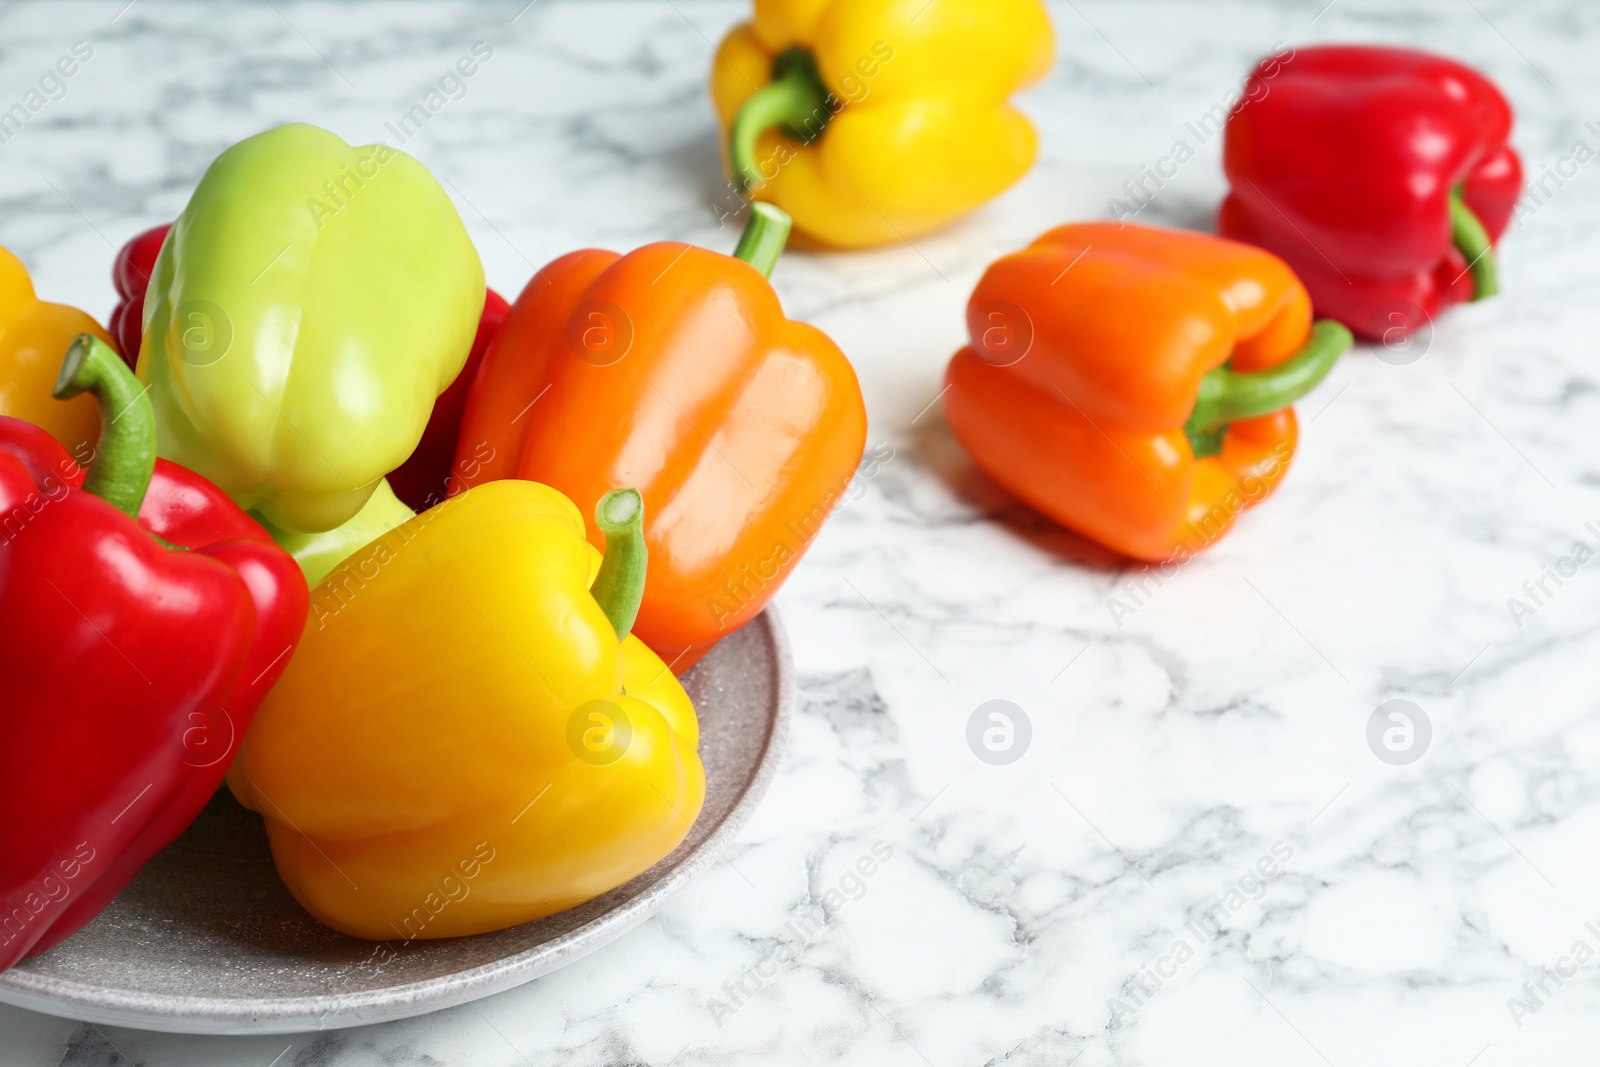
[0,608,794,1035]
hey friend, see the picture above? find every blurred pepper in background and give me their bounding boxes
[711,0,1054,248]
[944,223,1351,561]
[1221,45,1521,340]
[109,223,170,369]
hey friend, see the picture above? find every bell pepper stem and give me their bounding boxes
[1450,187,1500,301]
[729,46,831,194]
[52,333,156,519]
[732,202,792,278]
[592,489,647,641]
[1184,319,1353,457]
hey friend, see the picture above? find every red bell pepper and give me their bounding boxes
[1220,45,1521,340]
[109,223,169,368]
[386,287,511,511]
[0,335,307,969]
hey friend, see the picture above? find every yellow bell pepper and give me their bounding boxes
[0,246,117,462]
[710,0,1055,248]
[227,480,705,941]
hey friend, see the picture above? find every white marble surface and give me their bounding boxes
[4,0,1600,1063]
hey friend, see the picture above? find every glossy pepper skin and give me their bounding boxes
[455,206,866,671]
[387,287,511,512]
[114,220,511,517]
[710,0,1054,248]
[111,219,506,518]
[0,336,305,970]
[943,223,1352,561]
[1220,45,1521,340]
[228,481,704,941]
[138,123,485,534]
[110,217,418,584]
[109,224,170,369]
[0,246,116,462]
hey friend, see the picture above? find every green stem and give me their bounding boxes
[731,202,792,278]
[729,46,831,194]
[1184,320,1353,458]
[52,333,156,519]
[591,489,647,641]
[1450,187,1500,301]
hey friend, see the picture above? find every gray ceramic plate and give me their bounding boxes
[0,610,792,1035]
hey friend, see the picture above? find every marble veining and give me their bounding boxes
[4,0,1600,1064]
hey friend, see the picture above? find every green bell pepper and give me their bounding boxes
[138,122,484,535]
[253,477,414,586]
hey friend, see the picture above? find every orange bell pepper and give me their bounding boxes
[456,205,866,670]
[0,247,116,462]
[943,222,1351,561]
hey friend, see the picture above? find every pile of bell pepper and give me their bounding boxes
[0,5,1524,968]
[942,43,1520,559]
[0,119,864,964]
